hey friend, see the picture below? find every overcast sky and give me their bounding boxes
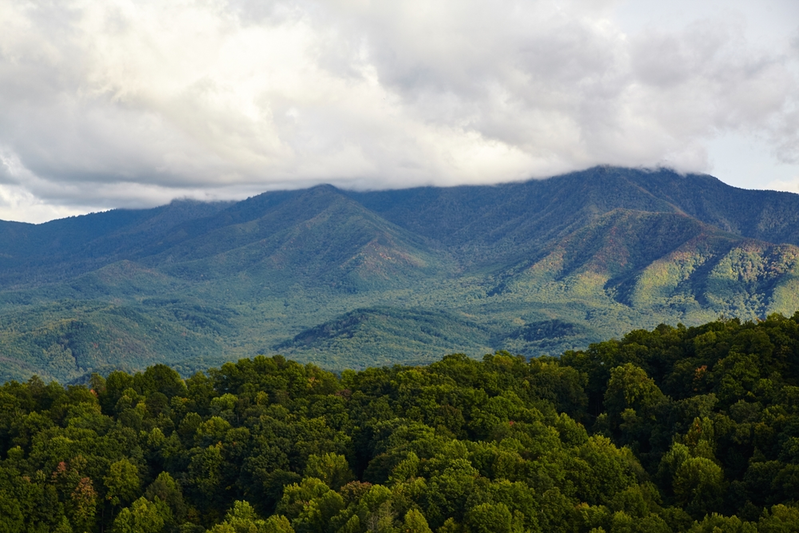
[1,0,798,223]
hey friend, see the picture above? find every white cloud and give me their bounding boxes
[766,176,799,195]
[0,0,797,221]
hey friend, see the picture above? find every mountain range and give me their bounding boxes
[1,166,799,382]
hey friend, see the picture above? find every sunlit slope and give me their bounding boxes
[262,209,799,369]
[490,209,799,337]
[1,166,799,381]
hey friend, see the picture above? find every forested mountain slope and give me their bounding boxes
[1,167,799,382]
[347,167,799,263]
[1,315,798,532]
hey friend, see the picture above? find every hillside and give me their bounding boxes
[1,166,799,381]
[1,315,799,532]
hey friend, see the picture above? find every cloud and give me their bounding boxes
[767,174,799,195]
[0,0,797,221]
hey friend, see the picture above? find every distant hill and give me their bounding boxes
[1,166,799,382]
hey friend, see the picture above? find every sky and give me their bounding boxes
[0,0,797,223]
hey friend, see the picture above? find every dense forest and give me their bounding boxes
[1,314,799,532]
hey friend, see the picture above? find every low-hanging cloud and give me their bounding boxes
[0,0,797,221]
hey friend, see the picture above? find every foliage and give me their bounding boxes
[1,314,799,531]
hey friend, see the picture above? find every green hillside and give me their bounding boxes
[276,307,495,369]
[1,315,799,532]
[1,167,799,381]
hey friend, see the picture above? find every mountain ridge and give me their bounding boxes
[1,166,799,382]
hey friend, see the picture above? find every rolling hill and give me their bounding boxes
[1,166,798,382]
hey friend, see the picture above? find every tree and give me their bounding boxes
[104,458,141,506]
[304,453,354,490]
[465,503,512,533]
[673,457,725,518]
[687,513,757,533]
[759,505,799,533]
[145,472,187,523]
[604,364,664,428]
[70,477,98,533]
[264,515,296,533]
[53,516,73,533]
[135,364,188,399]
[208,500,272,533]
[402,509,432,533]
[112,497,171,533]
[0,489,24,533]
